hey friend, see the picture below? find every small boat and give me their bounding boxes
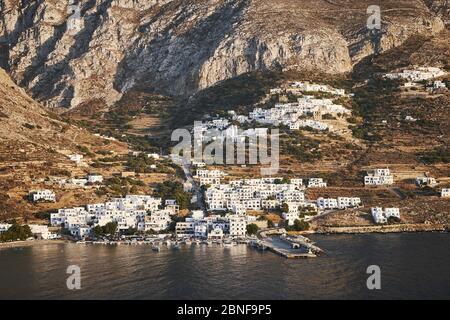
[223,240,236,248]
[185,239,192,245]
[172,242,180,249]
[152,245,161,252]
[165,240,172,246]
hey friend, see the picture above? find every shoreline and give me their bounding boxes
[0,239,68,250]
[1,224,448,250]
[306,223,448,235]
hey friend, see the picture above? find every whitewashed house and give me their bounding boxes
[70,225,91,238]
[176,221,195,237]
[365,169,394,186]
[208,227,224,240]
[371,207,400,224]
[0,224,12,233]
[308,178,327,188]
[30,189,56,202]
[29,225,58,240]
[282,212,300,226]
[337,197,362,209]
[317,198,338,210]
[69,154,83,163]
[441,188,450,198]
[384,208,400,219]
[87,174,103,184]
[229,215,247,238]
[415,177,437,187]
[371,207,387,224]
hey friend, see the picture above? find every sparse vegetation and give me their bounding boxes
[0,224,33,242]
[153,181,191,210]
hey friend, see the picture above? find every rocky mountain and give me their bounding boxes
[0,0,447,109]
[0,66,124,162]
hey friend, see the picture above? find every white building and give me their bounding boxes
[441,188,450,198]
[289,82,347,96]
[67,178,88,187]
[199,177,221,187]
[176,221,195,237]
[415,177,437,187]
[384,208,401,219]
[147,153,160,160]
[371,207,400,224]
[365,169,394,186]
[208,227,224,240]
[371,207,387,224]
[282,212,300,226]
[0,224,12,233]
[194,224,208,238]
[138,210,172,232]
[308,178,327,188]
[30,189,56,202]
[70,225,91,238]
[337,197,362,209]
[69,154,83,163]
[87,174,103,184]
[229,215,247,238]
[29,225,58,240]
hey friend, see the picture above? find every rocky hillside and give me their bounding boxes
[0,0,447,109]
[0,66,124,162]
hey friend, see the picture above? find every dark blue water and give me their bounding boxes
[0,233,449,299]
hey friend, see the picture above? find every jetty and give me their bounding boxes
[254,228,324,259]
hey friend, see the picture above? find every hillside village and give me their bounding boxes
[1,71,449,245]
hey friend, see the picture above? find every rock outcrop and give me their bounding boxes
[0,0,445,108]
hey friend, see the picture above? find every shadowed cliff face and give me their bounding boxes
[0,0,445,108]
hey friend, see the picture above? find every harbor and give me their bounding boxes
[252,229,324,259]
[70,228,324,259]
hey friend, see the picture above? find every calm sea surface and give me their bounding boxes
[0,233,449,300]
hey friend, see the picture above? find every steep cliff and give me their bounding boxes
[0,0,445,108]
[0,67,124,160]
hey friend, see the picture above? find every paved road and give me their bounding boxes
[180,159,206,212]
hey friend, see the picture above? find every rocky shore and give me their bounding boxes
[312,223,448,234]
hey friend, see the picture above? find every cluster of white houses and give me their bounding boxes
[270,81,347,97]
[202,175,362,226]
[46,173,104,189]
[30,174,104,202]
[364,168,394,186]
[384,67,446,82]
[371,207,401,224]
[194,83,350,142]
[175,210,249,239]
[229,95,350,132]
[50,195,179,238]
[205,177,306,213]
